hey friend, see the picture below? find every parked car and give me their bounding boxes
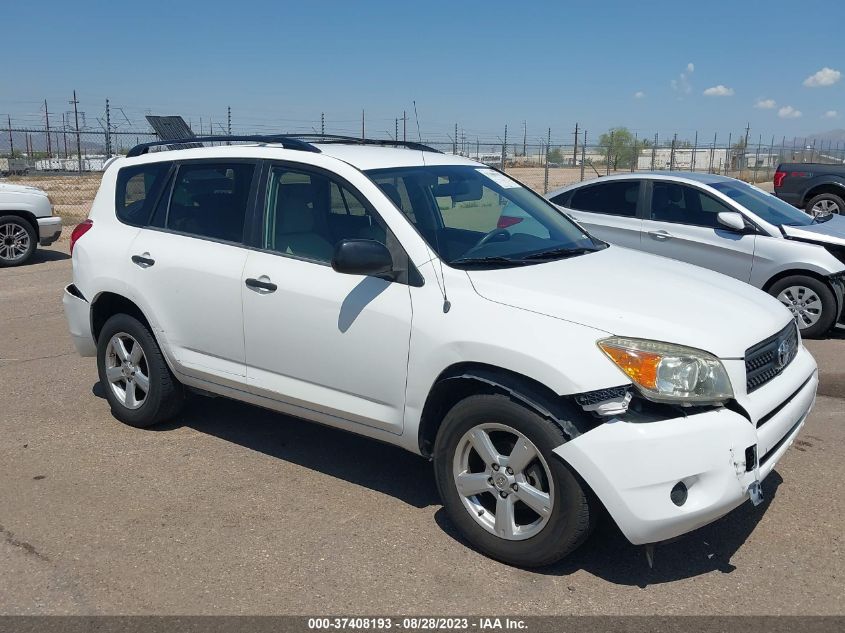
[773,162,845,216]
[64,136,817,567]
[546,172,845,338]
[0,182,62,266]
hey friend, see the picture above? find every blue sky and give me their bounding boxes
[2,0,842,144]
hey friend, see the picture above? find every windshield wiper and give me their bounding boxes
[522,246,601,261]
[449,256,532,267]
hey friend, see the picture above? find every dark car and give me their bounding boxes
[774,163,845,216]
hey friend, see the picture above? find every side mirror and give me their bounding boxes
[332,239,394,278]
[717,211,746,232]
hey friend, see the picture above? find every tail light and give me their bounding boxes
[70,219,93,254]
[773,171,787,188]
[497,216,523,229]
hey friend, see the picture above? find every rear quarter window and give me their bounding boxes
[115,163,171,226]
[568,181,640,217]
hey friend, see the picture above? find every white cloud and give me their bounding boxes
[778,105,802,119]
[823,110,839,119]
[803,67,841,87]
[703,85,734,97]
[634,91,645,99]
[754,98,776,109]
[671,63,694,95]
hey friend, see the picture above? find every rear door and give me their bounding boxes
[550,180,643,248]
[639,180,756,282]
[127,159,258,386]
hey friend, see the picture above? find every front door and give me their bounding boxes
[241,163,413,433]
[639,180,756,282]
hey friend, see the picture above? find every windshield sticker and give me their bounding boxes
[477,168,521,189]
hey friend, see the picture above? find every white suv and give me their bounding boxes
[63,135,818,567]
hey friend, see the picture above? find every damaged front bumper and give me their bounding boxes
[554,364,818,545]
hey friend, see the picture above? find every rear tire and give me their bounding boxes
[769,275,837,339]
[805,192,844,217]
[97,313,184,428]
[433,394,595,567]
[0,215,36,267]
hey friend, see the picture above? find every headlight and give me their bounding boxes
[598,337,733,405]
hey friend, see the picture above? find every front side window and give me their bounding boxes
[649,182,731,228]
[264,166,387,263]
[366,165,601,266]
[165,163,255,242]
[710,180,816,227]
[115,163,171,226]
[568,181,640,217]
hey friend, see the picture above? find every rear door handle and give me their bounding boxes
[245,276,277,292]
[131,253,155,267]
[647,230,672,241]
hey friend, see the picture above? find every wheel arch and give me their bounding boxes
[0,209,38,234]
[417,362,597,458]
[802,181,845,206]
[763,268,834,293]
[90,291,153,344]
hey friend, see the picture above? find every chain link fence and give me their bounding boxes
[3,126,844,229]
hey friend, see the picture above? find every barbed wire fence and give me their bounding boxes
[3,94,845,225]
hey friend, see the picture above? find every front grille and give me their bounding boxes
[745,322,799,393]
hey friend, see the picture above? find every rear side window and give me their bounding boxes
[165,163,256,243]
[568,181,640,217]
[115,163,171,226]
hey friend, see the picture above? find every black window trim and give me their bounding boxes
[251,159,423,286]
[565,179,643,218]
[135,157,262,248]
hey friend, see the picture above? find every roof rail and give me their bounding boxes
[126,134,321,158]
[290,134,443,154]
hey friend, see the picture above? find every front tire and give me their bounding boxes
[97,313,184,427]
[0,215,36,267]
[433,394,595,567]
[769,275,838,339]
[805,192,844,217]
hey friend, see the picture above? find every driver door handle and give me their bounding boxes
[245,276,277,293]
[647,230,672,241]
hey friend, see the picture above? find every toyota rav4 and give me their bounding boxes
[63,135,818,567]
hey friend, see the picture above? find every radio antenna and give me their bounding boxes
[413,100,450,313]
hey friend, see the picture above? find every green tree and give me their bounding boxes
[546,147,565,164]
[599,127,638,169]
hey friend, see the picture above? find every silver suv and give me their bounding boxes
[546,172,845,338]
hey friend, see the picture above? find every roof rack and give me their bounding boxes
[126,134,321,158]
[290,134,442,153]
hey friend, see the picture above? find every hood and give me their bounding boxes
[0,182,47,197]
[466,246,792,359]
[781,214,845,247]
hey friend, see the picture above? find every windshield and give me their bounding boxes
[365,165,602,267]
[710,180,815,227]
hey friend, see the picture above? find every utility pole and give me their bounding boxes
[669,133,677,171]
[543,127,551,193]
[395,117,398,141]
[501,124,508,170]
[651,133,658,170]
[727,133,732,174]
[227,106,232,144]
[7,115,13,157]
[62,113,68,158]
[580,130,587,181]
[573,122,579,165]
[631,133,638,173]
[70,90,82,174]
[709,132,716,173]
[105,99,112,156]
[321,112,325,135]
[691,131,698,171]
[361,110,365,140]
[522,120,526,157]
[742,122,750,176]
[454,123,458,155]
[607,130,614,175]
[402,110,407,142]
[44,100,52,158]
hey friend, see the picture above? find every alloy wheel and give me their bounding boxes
[452,422,554,541]
[810,199,840,217]
[0,222,31,263]
[777,285,822,329]
[105,332,150,410]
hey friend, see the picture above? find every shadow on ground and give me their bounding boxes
[93,382,783,584]
[26,249,70,265]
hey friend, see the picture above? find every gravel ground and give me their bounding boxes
[0,244,842,616]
